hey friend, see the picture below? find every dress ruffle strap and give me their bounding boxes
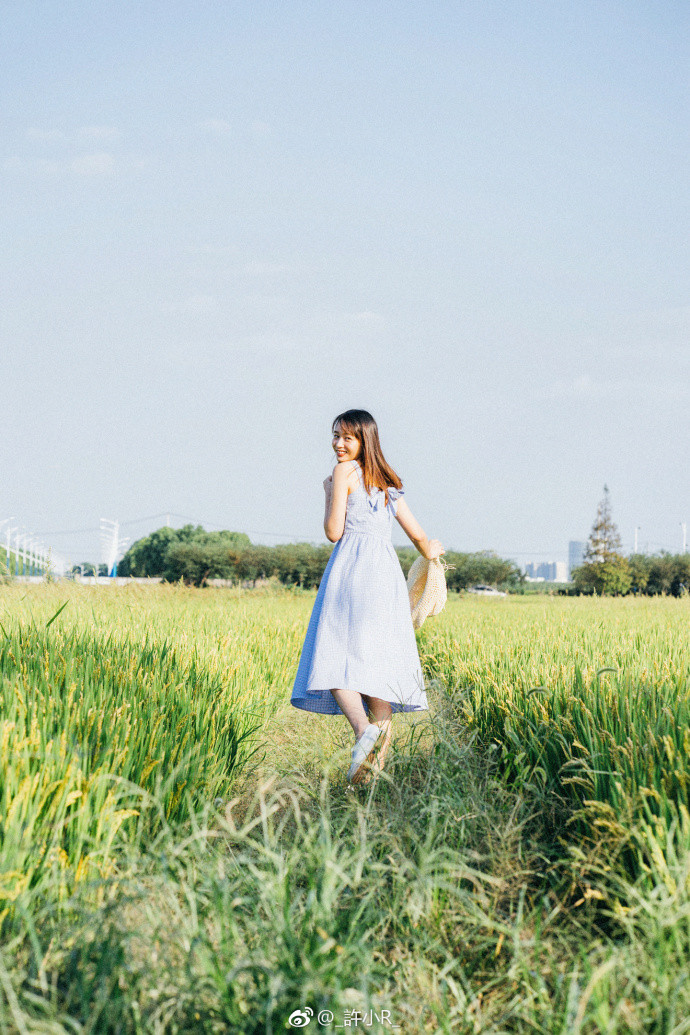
[355,465,404,512]
[386,485,404,513]
[367,486,404,512]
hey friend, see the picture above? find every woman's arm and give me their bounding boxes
[394,499,444,560]
[323,462,352,542]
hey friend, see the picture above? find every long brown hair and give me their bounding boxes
[332,409,402,504]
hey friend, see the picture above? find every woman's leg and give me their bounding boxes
[329,688,370,739]
[366,696,393,725]
[365,696,394,775]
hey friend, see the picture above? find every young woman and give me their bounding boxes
[290,409,444,784]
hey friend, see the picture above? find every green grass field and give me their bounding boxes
[0,583,688,1033]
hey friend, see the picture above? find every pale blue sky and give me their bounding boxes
[2,1,688,568]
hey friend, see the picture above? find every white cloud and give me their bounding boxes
[548,375,689,404]
[608,306,690,362]
[347,310,385,325]
[4,151,146,179]
[25,125,120,145]
[247,293,287,306]
[70,152,116,176]
[244,261,292,276]
[76,125,120,141]
[234,333,300,354]
[200,118,232,136]
[4,156,62,175]
[250,120,271,139]
[572,375,598,398]
[178,295,217,314]
[26,127,67,142]
[199,118,271,139]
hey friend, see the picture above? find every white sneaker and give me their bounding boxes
[347,724,383,784]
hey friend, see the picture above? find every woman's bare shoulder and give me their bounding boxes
[331,460,360,491]
[332,460,358,478]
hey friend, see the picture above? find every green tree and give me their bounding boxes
[118,527,179,577]
[607,552,689,597]
[673,555,690,595]
[645,552,690,596]
[119,525,251,578]
[598,556,632,595]
[573,487,632,595]
[628,554,652,594]
[584,485,622,563]
[70,562,97,576]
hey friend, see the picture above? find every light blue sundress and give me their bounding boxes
[290,459,428,716]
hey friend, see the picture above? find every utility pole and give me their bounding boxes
[0,519,14,573]
[634,527,640,554]
[31,539,41,576]
[5,526,16,575]
[682,523,687,554]
[100,519,130,577]
[14,529,23,576]
[101,519,119,576]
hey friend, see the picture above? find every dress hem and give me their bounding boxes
[290,696,429,716]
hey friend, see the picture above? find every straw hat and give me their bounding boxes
[406,556,449,630]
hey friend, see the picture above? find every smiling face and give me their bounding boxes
[332,421,362,463]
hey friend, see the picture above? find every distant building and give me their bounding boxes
[568,541,586,578]
[524,561,569,583]
[554,561,568,582]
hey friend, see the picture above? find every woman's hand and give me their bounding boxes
[425,539,445,561]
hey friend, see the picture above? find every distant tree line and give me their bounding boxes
[572,552,690,597]
[116,524,523,590]
[118,525,251,580]
[80,501,689,597]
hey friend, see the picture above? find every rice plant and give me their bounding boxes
[416,596,690,872]
[0,583,688,1032]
